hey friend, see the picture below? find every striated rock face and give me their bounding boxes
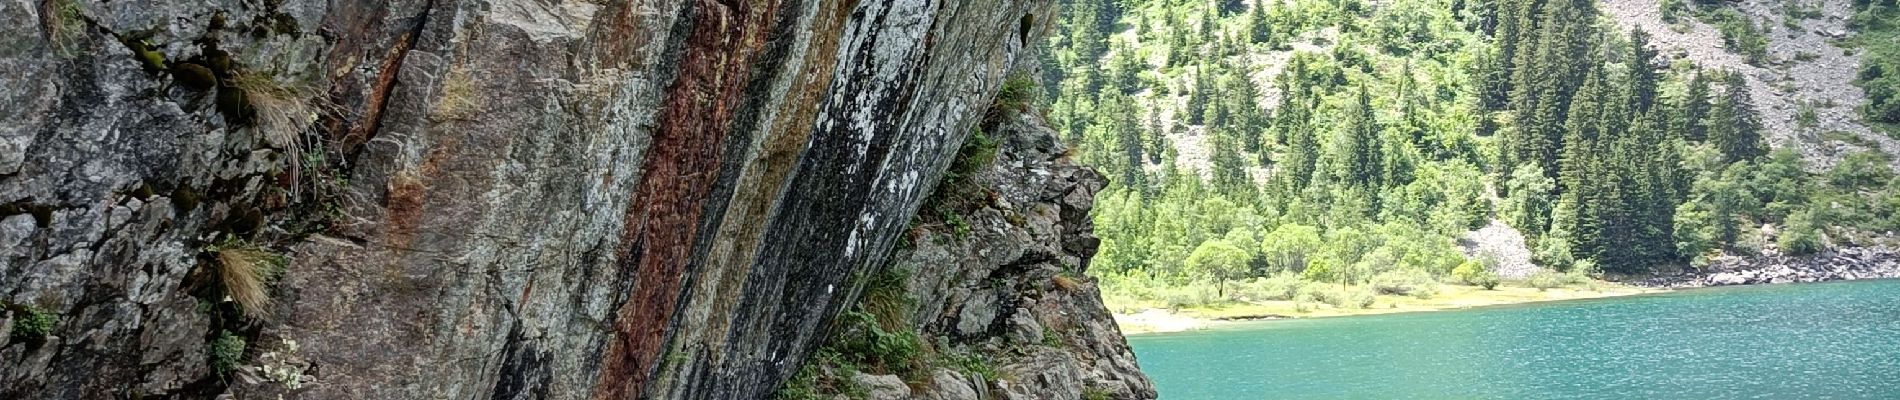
[0,0,1078,399]
[853,111,1155,400]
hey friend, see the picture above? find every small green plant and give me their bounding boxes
[990,72,1038,121]
[1083,385,1114,400]
[1041,326,1064,347]
[1796,101,1820,129]
[9,305,56,341]
[942,128,999,188]
[941,208,971,239]
[857,268,913,333]
[209,330,247,376]
[773,348,865,400]
[1659,0,1688,23]
[942,352,1001,382]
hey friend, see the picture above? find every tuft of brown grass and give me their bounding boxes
[229,73,322,149]
[1051,274,1081,292]
[215,245,281,316]
[228,73,336,195]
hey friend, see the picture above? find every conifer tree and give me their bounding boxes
[1279,91,1320,194]
[1336,84,1387,191]
[1250,1,1273,44]
[1708,71,1766,163]
[1672,71,1712,142]
[1625,28,1661,113]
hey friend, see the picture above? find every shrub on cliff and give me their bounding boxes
[8,305,55,342]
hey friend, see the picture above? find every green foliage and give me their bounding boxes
[210,330,247,376]
[1368,269,1439,298]
[1502,163,1555,236]
[1708,72,1767,163]
[774,349,866,400]
[9,305,56,341]
[1453,258,1501,290]
[1660,0,1689,23]
[1826,151,1895,190]
[1054,0,1878,306]
[1527,270,1565,290]
[943,128,999,189]
[1185,240,1254,297]
[1778,210,1826,256]
[830,310,925,380]
[1851,3,1900,124]
[1295,284,1377,309]
[1533,236,1576,272]
[1232,273,1308,301]
[995,72,1039,117]
[941,207,971,240]
[1260,224,1323,274]
[1702,8,1770,64]
[941,352,1001,382]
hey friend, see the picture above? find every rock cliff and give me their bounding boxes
[778,108,1153,399]
[0,0,1145,399]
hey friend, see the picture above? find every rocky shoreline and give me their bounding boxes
[1625,247,1900,288]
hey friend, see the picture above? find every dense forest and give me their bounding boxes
[1039,0,1900,310]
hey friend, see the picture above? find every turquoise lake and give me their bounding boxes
[1126,279,1900,399]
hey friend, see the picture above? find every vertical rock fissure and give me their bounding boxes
[592,1,782,399]
[336,0,437,158]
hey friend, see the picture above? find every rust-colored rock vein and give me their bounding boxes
[592,1,783,399]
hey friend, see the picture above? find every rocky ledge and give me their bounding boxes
[783,109,1155,400]
[1629,247,1900,288]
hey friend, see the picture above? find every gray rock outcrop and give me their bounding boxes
[1632,247,1900,288]
[833,111,1154,400]
[0,0,1120,399]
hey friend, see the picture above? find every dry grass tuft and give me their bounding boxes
[1051,274,1082,292]
[228,72,337,196]
[215,245,281,316]
[228,73,325,150]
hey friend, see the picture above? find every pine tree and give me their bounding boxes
[1186,65,1213,125]
[1146,105,1168,164]
[1210,132,1252,198]
[1673,71,1712,142]
[1104,92,1149,194]
[1224,71,1265,152]
[1107,41,1144,95]
[1249,0,1273,44]
[1279,91,1320,194]
[1558,67,1606,195]
[1708,71,1766,162]
[1335,84,1386,191]
[1625,28,1661,113]
[1069,0,1107,64]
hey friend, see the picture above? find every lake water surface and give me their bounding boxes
[1127,279,1900,399]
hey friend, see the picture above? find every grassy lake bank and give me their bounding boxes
[1113,282,1660,335]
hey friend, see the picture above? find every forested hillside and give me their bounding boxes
[1042,0,1900,311]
